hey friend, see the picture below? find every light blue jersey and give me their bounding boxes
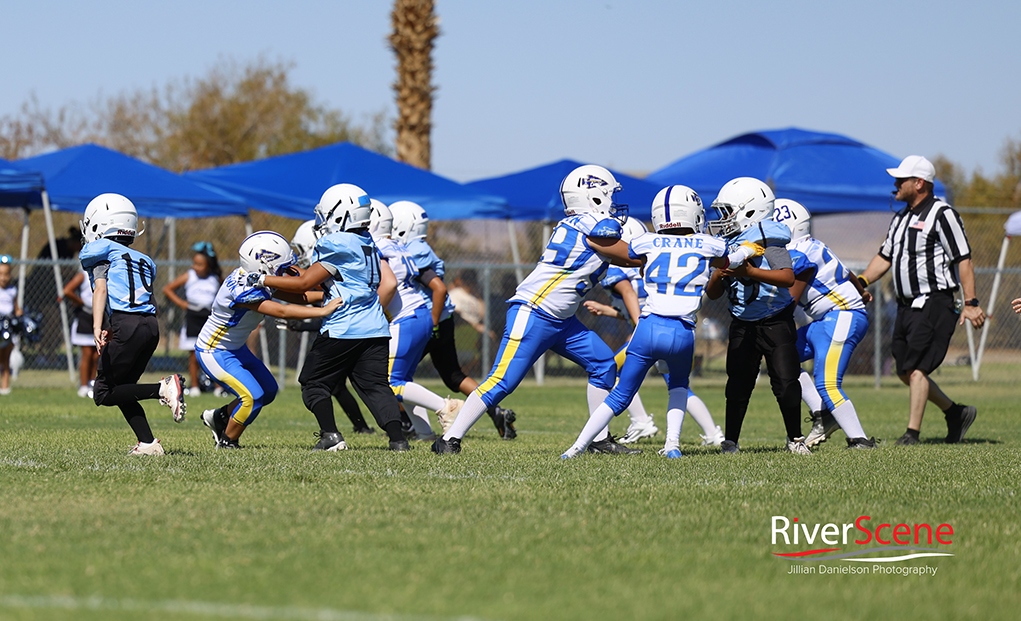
[314,231,390,340]
[405,238,455,321]
[80,238,158,315]
[722,220,793,321]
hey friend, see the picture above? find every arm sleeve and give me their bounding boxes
[91,262,110,281]
[416,268,439,285]
[763,246,792,270]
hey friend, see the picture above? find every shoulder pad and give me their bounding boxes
[589,218,623,239]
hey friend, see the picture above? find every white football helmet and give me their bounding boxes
[368,199,393,240]
[620,216,648,242]
[560,164,626,222]
[239,231,297,277]
[290,220,317,268]
[651,185,705,233]
[773,199,812,241]
[80,193,145,244]
[314,183,372,236]
[707,177,775,238]
[390,200,429,244]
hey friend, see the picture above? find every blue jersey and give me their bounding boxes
[722,220,793,321]
[313,231,390,339]
[405,238,455,321]
[80,238,158,315]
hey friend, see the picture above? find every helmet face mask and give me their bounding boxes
[651,185,705,233]
[773,199,812,241]
[560,164,627,224]
[290,220,317,268]
[80,193,145,244]
[313,184,372,237]
[239,231,297,277]
[389,200,429,245]
[706,178,775,238]
[368,199,394,240]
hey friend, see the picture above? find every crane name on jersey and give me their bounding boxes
[651,236,705,249]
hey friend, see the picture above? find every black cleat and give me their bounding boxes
[945,404,977,444]
[312,431,347,451]
[353,426,377,435]
[490,406,517,440]
[431,436,462,454]
[216,438,242,450]
[587,435,642,455]
[894,432,919,446]
[846,437,877,450]
[389,439,411,452]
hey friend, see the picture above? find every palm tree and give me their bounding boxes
[389,0,439,170]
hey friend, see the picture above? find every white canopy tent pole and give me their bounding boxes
[166,217,176,356]
[964,306,977,381]
[975,235,1010,379]
[16,207,29,309]
[41,190,76,384]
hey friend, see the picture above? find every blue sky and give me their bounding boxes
[3,0,1019,182]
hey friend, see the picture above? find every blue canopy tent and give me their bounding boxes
[1,157,46,325]
[14,144,251,382]
[647,128,947,214]
[466,158,663,222]
[186,141,507,221]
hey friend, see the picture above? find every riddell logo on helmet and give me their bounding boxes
[116,229,135,235]
[771,516,954,566]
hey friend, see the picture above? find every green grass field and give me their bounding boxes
[1,367,1019,620]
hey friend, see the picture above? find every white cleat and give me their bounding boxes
[77,385,91,398]
[619,417,659,444]
[128,439,165,455]
[436,397,464,434]
[786,436,813,455]
[159,374,187,423]
[699,425,725,447]
[561,447,584,459]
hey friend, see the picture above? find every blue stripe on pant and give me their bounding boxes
[604,314,695,414]
[388,305,433,400]
[796,308,868,411]
[197,346,277,426]
[475,303,616,407]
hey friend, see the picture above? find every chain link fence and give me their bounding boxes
[3,207,1020,389]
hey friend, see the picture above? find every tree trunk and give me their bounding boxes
[389,0,439,170]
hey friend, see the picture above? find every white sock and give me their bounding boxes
[799,370,824,412]
[626,392,652,425]
[443,392,487,439]
[570,403,616,452]
[665,387,688,448]
[400,382,446,413]
[410,405,434,435]
[684,392,717,436]
[831,400,867,439]
[587,384,611,441]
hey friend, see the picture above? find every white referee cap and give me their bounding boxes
[887,155,935,182]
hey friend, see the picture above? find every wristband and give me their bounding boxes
[857,276,869,288]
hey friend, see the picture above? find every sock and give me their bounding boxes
[309,398,338,434]
[626,392,652,425]
[904,428,920,440]
[400,382,447,413]
[383,420,404,443]
[409,405,434,436]
[664,387,689,448]
[443,392,487,440]
[587,384,611,442]
[122,404,155,444]
[831,401,866,438]
[684,392,717,437]
[799,370,824,412]
[942,402,962,416]
[570,403,616,452]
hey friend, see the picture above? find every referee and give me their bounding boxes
[859,155,985,445]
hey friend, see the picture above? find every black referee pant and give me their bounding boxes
[299,335,401,433]
[417,316,469,393]
[724,302,803,443]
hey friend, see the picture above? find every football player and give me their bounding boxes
[431,165,642,455]
[78,193,186,455]
[772,200,875,449]
[563,186,763,458]
[390,200,518,440]
[196,232,341,449]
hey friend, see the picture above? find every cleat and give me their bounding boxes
[128,439,164,456]
[431,436,462,454]
[620,417,659,444]
[786,436,813,455]
[216,438,241,450]
[490,406,518,440]
[720,440,740,454]
[187,386,201,398]
[699,425,725,447]
[389,439,411,452]
[658,447,683,459]
[312,431,347,452]
[846,437,877,450]
[436,397,464,434]
[158,374,187,423]
[561,447,584,459]
[804,410,839,448]
[353,426,376,435]
[202,408,229,446]
[587,435,642,455]
[894,432,919,446]
[408,430,437,442]
[945,404,977,444]
[77,385,91,398]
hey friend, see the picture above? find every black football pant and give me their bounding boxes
[724,302,803,443]
[92,312,161,443]
[418,316,469,393]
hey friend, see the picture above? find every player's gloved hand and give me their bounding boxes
[431,324,440,340]
[246,272,266,288]
[740,241,765,257]
[725,242,765,267]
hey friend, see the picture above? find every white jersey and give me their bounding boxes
[374,236,428,322]
[789,236,865,321]
[182,268,220,311]
[195,268,272,352]
[0,285,15,316]
[509,213,623,319]
[628,231,728,324]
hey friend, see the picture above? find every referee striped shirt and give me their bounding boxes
[879,194,971,303]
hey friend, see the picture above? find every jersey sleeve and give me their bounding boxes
[600,266,628,290]
[789,248,813,275]
[79,239,112,273]
[588,218,623,239]
[233,285,272,306]
[753,221,792,247]
[936,206,972,262]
